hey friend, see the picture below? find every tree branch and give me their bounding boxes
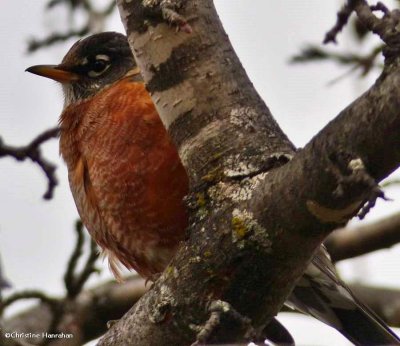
[28,0,116,52]
[324,1,356,44]
[2,277,147,346]
[291,44,383,78]
[3,278,400,345]
[325,212,400,262]
[96,1,400,345]
[0,220,103,345]
[64,220,99,299]
[324,0,400,45]
[0,254,11,300]
[0,291,58,317]
[0,127,59,199]
[28,27,91,53]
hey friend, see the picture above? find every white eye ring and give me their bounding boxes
[88,55,111,77]
[95,54,110,62]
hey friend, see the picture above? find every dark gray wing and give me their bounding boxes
[286,245,400,345]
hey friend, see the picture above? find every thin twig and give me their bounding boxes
[0,255,11,301]
[291,44,383,78]
[64,220,85,296]
[382,179,400,188]
[47,0,82,10]
[64,220,99,298]
[324,1,357,44]
[3,276,147,345]
[0,127,59,199]
[0,290,58,316]
[0,221,100,344]
[71,238,99,297]
[28,0,116,53]
[28,26,90,53]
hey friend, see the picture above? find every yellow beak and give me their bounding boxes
[25,65,79,83]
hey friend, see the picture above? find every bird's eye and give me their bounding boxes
[88,55,110,77]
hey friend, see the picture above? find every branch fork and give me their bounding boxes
[325,0,400,56]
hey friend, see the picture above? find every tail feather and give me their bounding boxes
[331,305,399,345]
[286,245,400,345]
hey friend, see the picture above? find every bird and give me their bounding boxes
[26,32,189,281]
[26,32,400,345]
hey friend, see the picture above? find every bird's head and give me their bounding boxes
[26,32,137,107]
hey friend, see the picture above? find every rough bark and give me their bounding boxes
[3,279,400,345]
[96,1,400,345]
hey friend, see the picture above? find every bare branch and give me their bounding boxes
[2,277,147,346]
[0,127,59,199]
[291,44,383,77]
[28,0,116,53]
[1,221,114,346]
[0,255,11,300]
[298,0,400,78]
[324,1,356,44]
[3,279,399,345]
[324,0,400,46]
[47,0,82,10]
[382,179,400,188]
[28,27,90,53]
[0,290,58,316]
[64,220,99,299]
[326,212,400,262]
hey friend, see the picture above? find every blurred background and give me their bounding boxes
[0,0,399,345]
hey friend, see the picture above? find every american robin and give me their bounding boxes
[26,32,189,280]
[27,32,399,345]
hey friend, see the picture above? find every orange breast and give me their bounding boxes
[59,77,189,279]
